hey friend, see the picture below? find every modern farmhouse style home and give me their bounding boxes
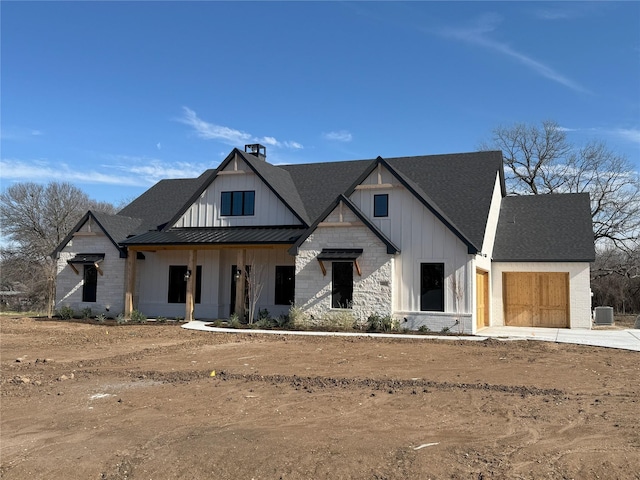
[53,144,596,332]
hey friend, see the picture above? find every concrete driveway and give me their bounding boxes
[479,326,640,352]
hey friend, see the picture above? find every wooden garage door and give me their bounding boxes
[503,272,569,328]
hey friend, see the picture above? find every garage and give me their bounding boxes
[503,272,569,328]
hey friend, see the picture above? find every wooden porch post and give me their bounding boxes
[125,248,137,319]
[185,249,197,322]
[234,249,246,322]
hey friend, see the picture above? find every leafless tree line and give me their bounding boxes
[0,182,117,313]
[483,120,640,312]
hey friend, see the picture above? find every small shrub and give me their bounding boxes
[57,306,75,320]
[174,316,184,323]
[156,316,167,324]
[229,314,241,329]
[440,326,450,334]
[255,317,272,329]
[96,313,107,323]
[257,308,270,320]
[130,309,147,323]
[320,310,356,331]
[367,314,394,332]
[212,319,225,327]
[288,305,310,330]
[116,313,127,325]
[81,307,93,319]
[275,314,292,329]
[417,325,430,333]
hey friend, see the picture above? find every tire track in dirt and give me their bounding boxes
[219,371,566,397]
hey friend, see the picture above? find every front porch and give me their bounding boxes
[123,241,297,322]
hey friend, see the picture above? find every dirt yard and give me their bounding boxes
[1,316,639,480]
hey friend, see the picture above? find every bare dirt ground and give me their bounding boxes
[1,316,639,480]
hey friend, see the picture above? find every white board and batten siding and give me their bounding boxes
[136,250,221,319]
[174,156,302,228]
[55,219,126,316]
[218,247,295,319]
[136,247,295,320]
[348,165,474,332]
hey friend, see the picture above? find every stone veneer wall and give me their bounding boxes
[295,225,394,324]
[55,233,126,317]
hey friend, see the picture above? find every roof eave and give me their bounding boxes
[289,194,400,256]
[348,156,480,255]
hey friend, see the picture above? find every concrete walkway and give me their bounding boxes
[182,321,640,352]
[479,326,640,352]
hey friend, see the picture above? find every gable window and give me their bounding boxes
[221,191,255,216]
[168,265,202,304]
[82,265,98,302]
[420,263,444,312]
[332,262,353,308]
[275,266,295,305]
[374,194,388,217]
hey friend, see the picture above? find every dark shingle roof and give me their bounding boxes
[385,151,505,252]
[121,226,306,246]
[492,193,595,262]
[118,170,214,234]
[283,151,504,253]
[280,159,373,222]
[238,151,311,225]
[91,211,142,243]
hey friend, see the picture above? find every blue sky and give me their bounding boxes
[2,1,639,206]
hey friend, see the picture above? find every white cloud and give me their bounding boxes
[178,107,303,150]
[178,107,252,144]
[0,127,44,141]
[323,130,353,142]
[557,126,578,132]
[0,155,211,188]
[535,9,571,21]
[434,15,590,94]
[611,128,640,144]
[0,158,145,187]
[258,136,281,147]
[284,141,304,149]
[156,142,162,150]
[101,154,210,183]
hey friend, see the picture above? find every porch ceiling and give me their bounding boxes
[121,226,306,247]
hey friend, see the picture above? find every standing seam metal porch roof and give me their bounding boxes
[121,226,306,246]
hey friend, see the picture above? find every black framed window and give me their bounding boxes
[168,265,202,304]
[275,266,295,305]
[221,191,255,216]
[82,265,98,302]
[332,262,353,309]
[374,194,388,217]
[420,263,444,312]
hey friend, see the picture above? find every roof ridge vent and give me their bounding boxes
[245,144,266,161]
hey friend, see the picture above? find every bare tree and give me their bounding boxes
[481,120,640,312]
[448,270,465,334]
[0,181,116,312]
[245,258,265,324]
[481,120,640,250]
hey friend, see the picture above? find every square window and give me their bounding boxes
[374,194,388,217]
